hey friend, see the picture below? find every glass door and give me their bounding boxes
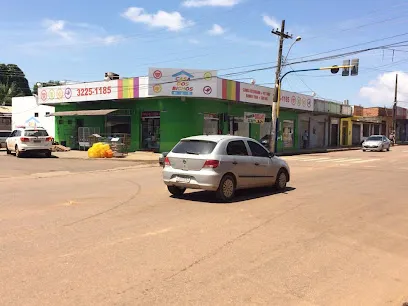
[141,112,160,151]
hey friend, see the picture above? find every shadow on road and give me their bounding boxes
[172,186,296,204]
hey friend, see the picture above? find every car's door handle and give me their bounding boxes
[232,161,238,165]
[255,162,260,166]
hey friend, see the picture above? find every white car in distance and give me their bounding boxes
[6,126,53,158]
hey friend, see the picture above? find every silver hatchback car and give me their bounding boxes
[163,135,290,202]
[362,135,391,152]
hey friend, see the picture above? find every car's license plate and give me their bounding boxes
[33,140,41,143]
[176,176,190,183]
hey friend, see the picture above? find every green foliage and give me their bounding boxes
[0,63,32,97]
[33,80,63,95]
[0,83,24,106]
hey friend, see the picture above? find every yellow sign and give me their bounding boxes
[153,84,162,93]
[204,72,212,81]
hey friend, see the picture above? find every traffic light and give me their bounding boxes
[330,65,339,74]
[351,59,359,76]
[342,59,350,76]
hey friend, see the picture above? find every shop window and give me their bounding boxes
[34,112,38,117]
[58,119,64,124]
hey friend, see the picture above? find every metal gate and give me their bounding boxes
[352,124,361,145]
[78,127,100,150]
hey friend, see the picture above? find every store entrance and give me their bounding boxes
[141,111,160,151]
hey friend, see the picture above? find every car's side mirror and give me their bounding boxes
[269,152,274,158]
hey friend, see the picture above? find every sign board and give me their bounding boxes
[39,78,140,104]
[244,112,265,124]
[280,90,314,112]
[204,113,218,120]
[240,84,272,105]
[148,68,217,98]
[141,111,160,118]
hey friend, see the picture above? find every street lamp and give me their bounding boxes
[283,36,302,67]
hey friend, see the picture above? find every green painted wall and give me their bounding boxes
[54,97,272,152]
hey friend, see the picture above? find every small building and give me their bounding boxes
[0,106,12,131]
[12,96,55,138]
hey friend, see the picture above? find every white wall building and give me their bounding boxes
[12,96,55,137]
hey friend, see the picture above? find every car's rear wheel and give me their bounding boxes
[167,186,186,197]
[15,146,22,158]
[45,151,52,158]
[216,174,236,202]
[6,146,11,155]
[274,169,288,191]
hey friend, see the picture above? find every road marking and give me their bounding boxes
[350,159,379,164]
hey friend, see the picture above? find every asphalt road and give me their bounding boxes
[1,147,408,305]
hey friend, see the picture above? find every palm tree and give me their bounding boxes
[0,82,23,106]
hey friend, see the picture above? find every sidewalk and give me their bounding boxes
[52,151,160,164]
[52,146,363,163]
[276,146,361,156]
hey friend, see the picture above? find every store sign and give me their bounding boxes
[148,68,217,98]
[244,112,265,124]
[141,111,160,118]
[204,113,218,120]
[240,84,272,105]
[280,90,314,112]
[39,78,140,104]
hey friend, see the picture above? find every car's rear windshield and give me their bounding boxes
[172,140,217,155]
[0,132,11,137]
[24,130,48,137]
[367,136,383,141]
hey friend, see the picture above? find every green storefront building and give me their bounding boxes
[38,68,319,153]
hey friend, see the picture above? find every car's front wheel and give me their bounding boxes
[274,169,288,191]
[6,146,11,155]
[167,186,186,197]
[216,174,236,202]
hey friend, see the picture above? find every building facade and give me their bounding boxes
[21,67,353,152]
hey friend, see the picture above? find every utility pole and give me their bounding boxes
[269,20,293,152]
[392,73,398,139]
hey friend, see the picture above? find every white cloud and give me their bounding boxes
[122,7,193,31]
[224,34,273,48]
[208,24,225,36]
[188,39,200,44]
[262,15,280,29]
[35,19,125,49]
[42,19,74,40]
[360,71,408,106]
[99,35,124,45]
[183,0,239,7]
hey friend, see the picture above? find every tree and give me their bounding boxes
[32,80,63,95]
[0,63,32,97]
[0,83,24,106]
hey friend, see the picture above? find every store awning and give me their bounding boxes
[47,109,118,117]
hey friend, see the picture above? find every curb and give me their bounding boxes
[276,147,361,156]
[51,155,159,164]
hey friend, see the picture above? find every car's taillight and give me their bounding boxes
[203,160,219,169]
[20,137,29,142]
[45,137,53,142]
[164,157,171,166]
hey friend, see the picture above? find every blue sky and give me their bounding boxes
[2,0,408,107]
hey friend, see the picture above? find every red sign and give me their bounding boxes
[203,86,212,95]
[153,70,162,79]
[40,90,47,101]
[141,111,160,118]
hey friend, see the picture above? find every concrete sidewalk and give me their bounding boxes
[52,151,160,163]
[52,146,364,162]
